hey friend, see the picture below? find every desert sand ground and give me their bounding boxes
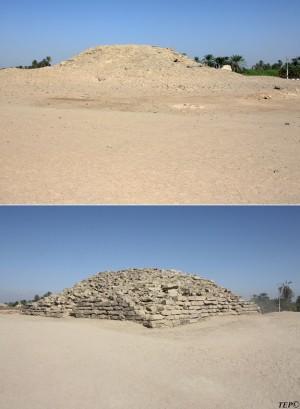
[0,312,299,409]
[1,45,300,204]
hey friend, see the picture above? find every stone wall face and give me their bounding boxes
[22,269,260,327]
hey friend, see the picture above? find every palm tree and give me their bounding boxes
[291,57,300,66]
[202,54,215,67]
[31,59,38,69]
[42,291,52,298]
[40,56,52,67]
[296,296,300,312]
[44,56,52,66]
[194,56,200,63]
[278,281,294,312]
[215,56,230,69]
[272,60,284,70]
[258,293,269,300]
[229,55,245,73]
[253,60,264,70]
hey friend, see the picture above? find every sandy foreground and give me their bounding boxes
[1,45,300,204]
[0,312,299,409]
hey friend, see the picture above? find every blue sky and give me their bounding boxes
[0,0,299,68]
[0,206,299,302]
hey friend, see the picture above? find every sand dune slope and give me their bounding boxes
[0,312,299,409]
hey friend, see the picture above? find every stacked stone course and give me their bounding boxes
[23,269,260,328]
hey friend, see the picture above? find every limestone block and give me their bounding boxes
[149,314,164,320]
[167,289,178,297]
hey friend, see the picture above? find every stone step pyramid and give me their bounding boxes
[22,268,260,328]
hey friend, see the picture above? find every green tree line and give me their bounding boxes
[16,56,52,69]
[6,291,52,307]
[251,282,300,313]
[194,54,300,78]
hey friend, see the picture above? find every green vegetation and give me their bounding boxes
[230,55,246,73]
[6,291,52,307]
[252,282,299,313]
[196,54,300,78]
[243,68,279,77]
[296,296,300,312]
[215,56,230,68]
[199,54,246,72]
[251,293,278,313]
[251,293,298,313]
[279,63,300,79]
[201,54,216,67]
[253,59,283,70]
[243,59,283,77]
[16,56,52,69]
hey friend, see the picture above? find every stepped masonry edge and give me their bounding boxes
[23,269,260,328]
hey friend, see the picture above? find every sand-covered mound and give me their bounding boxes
[1,44,299,204]
[1,44,297,102]
[60,44,200,77]
[23,268,259,327]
